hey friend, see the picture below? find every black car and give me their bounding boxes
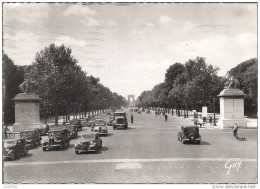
[177,125,201,144]
[70,119,83,131]
[42,128,70,151]
[20,129,42,149]
[62,125,78,139]
[3,139,29,160]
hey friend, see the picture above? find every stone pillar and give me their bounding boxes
[12,93,43,132]
[217,88,247,129]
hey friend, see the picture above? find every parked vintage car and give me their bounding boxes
[3,138,29,161]
[20,129,42,149]
[113,112,128,129]
[42,128,70,151]
[74,132,102,154]
[177,125,201,144]
[62,125,78,139]
[137,110,141,114]
[107,115,114,126]
[70,119,83,131]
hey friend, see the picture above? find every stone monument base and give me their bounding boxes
[217,119,247,129]
[12,122,46,132]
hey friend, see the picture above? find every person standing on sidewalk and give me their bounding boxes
[131,114,134,124]
[233,124,238,137]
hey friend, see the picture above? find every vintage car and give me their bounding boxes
[3,138,29,161]
[70,119,83,131]
[133,108,138,112]
[62,125,78,139]
[42,128,70,151]
[137,110,141,114]
[177,125,201,144]
[74,132,102,154]
[107,115,115,126]
[20,129,42,149]
[38,124,50,136]
[113,112,128,129]
[146,109,150,114]
[91,119,108,135]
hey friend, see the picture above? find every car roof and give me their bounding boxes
[20,130,35,132]
[81,132,99,138]
[182,125,199,129]
[4,138,22,142]
[49,128,68,132]
[114,112,126,114]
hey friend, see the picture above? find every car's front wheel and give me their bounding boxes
[23,147,28,155]
[113,126,116,130]
[42,147,47,151]
[10,153,15,160]
[75,151,79,154]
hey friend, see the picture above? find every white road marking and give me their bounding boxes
[115,163,142,170]
[4,158,257,167]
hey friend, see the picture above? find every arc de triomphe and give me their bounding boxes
[127,95,135,106]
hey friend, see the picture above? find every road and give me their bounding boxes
[3,109,257,184]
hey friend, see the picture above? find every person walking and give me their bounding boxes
[209,116,212,125]
[164,114,168,121]
[131,114,133,124]
[233,124,238,137]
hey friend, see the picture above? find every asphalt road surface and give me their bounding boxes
[3,108,257,184]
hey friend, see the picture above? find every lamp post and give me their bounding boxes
[213,97,217,126]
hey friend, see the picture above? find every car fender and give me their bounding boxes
[6,149,15,156]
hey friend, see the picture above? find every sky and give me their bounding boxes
[3,3,257,99]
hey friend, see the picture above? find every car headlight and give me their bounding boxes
[90,141,93,144]
[5,148,10,151]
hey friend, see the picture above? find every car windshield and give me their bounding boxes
[184,127,199,134]
[20,131,33,137]
[49,131,62,137]
[4,140,16,145]
[81,134,95,140]
[95,119,103,122]
[114,113,125,117]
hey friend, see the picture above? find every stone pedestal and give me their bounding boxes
[12,93,43,132]
[217,88,247,129]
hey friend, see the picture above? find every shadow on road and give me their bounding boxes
[103,133,113,137]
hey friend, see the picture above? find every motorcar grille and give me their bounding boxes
[116,119,124,124]
[49,138,54,145]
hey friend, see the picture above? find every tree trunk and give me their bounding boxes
[55,102,58,126]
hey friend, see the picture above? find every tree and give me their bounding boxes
[3,53,24,124]
[33,44,83,125]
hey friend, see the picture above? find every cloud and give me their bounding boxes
[62,5,95,17]
[158,15,172,25]
[3,31,42,65]
[3,3,51,24]
[145,22,154,27]
[87,18,100,26]
[54,36,86,48]
[108,20,117,26]
[166,33,257,76]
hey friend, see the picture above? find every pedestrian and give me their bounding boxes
[198,117,203,127]
[68,115,70,121]
[233,124,238,137]
[164,114,168,121]
[131,114,133,124]
[209,116,212,125]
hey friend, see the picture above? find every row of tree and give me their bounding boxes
[136,57,257,117]
[3,44,128,125]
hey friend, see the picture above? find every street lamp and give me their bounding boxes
[213,97,217,126]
